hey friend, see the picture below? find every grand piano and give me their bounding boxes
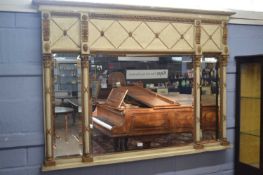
[92,85,217,151]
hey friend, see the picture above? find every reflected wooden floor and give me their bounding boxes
[54,114,82,158]
[92,132,194,155]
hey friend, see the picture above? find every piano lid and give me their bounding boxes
[126,86,180,108]
[105,86,180,109]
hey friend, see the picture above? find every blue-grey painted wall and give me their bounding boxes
[0,11,263,175]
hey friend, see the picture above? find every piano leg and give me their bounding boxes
[123,137,128,151]
[72,110,76,124]
[143,141,151,149]
[120,137,128,151]
[114,137,121,152]
[114,137,128,152]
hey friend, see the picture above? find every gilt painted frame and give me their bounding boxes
[36,0,233,170]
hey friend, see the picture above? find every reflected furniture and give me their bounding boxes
[108,72,126,87]
[54,60,80,98]
[235,55,263,175]
[65,99,82,113]
[55,106,74,141]
[92,85,217,151]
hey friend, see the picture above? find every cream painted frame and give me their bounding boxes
[38,0,232,169]
[42,11,93,166]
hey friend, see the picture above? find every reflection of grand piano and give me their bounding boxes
[92,85,217,151]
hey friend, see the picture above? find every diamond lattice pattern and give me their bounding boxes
[50,16,80,51]
[89,19,194,52]
[201,24,222,52]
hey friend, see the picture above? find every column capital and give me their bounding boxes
[43,54,53,68]
[43,53,52,59]
[193,55,201,67]
[81,54,89,61]
[220,54,228,67]
[81,55,89,68]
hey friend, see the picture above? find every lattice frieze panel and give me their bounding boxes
[201,24,222,52]
[89,19,194,52]
[50,16,80,51]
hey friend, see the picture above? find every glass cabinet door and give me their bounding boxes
[239,63,261,168]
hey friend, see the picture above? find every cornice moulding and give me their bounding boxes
[33,0,235,16]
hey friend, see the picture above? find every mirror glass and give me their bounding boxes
[52,53,83,158]
[200,57,220,142]
[89,54,194,155]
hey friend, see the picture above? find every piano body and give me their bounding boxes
[92,85,217,151]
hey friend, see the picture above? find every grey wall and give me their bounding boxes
[0,11,263,175]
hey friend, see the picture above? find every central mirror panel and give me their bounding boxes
[90,54,195,155]
[50,53,222,157]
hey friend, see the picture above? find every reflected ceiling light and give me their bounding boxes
[202,57,217,63]
[118,57,159,62]
[55,57,66,60]
[172,57,182,62]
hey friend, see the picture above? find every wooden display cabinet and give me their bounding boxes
[54,60,80,97]
[235,55,263,175]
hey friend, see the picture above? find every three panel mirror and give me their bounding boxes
[51,53,220,157]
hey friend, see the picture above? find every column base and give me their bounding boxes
[193,141,204,149]
[220,138,230,146]
[44,158,56,166]
[82,154,93,162]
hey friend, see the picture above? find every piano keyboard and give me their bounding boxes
[92,117,113,130]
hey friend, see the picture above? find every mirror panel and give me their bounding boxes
[89,54,194,155]
[200,57,220,142]
[52,53,83,158]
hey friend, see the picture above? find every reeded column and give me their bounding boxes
[219,55,230,146]
[81,55,93,162]
[193,20,204,149]
[219,21,230,146]
[193,55,204,149]
[43,54,55,166]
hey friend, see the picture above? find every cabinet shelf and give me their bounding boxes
[240,130,260,137]
[240,96,261,99]
[54,61,79,95]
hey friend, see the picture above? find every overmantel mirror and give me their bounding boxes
[36,0,233,170]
